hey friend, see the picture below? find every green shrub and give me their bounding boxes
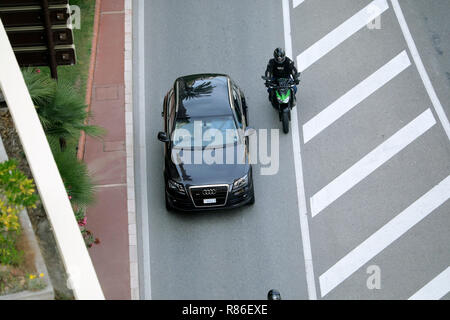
[26,273,47,292]
[0,270,47,295]
[0,159,38,266]
[0,233,23,266]
[0,159,38,233]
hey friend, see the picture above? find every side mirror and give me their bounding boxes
[158,132,170,143]
[244,127,256,137]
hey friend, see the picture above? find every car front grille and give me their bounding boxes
[189,185,229,208]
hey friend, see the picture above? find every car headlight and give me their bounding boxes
[168,179,186,194]
[233,174,249,190]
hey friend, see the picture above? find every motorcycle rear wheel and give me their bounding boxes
[282,111,290,134]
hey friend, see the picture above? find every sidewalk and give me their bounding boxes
[81,0,137,300]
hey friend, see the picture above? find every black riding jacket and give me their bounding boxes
[265,57,299,80]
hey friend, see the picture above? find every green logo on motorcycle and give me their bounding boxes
[276,90,291,103]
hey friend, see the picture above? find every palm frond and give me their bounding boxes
[22,68,55,107]
[77,124,107,139]
[52,148,95,207]
[26,75,106,147]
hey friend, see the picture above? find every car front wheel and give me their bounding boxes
[165,192,174,211]
[248,193,255,205]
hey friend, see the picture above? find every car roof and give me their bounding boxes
[175,74,233,119]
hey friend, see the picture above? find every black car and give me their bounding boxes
[158,74,255,211]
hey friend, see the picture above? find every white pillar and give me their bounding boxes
[0,20,104,300]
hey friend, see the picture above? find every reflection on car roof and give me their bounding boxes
[176,74,232,119]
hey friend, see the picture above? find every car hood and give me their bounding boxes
[168,144,250,186]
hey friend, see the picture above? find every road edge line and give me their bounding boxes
[391,0,450,141]
[133,0,152,300]
[282,0,318,300]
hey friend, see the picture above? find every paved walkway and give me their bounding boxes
[83,0,132,300]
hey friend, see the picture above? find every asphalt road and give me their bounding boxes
[133,0,450,300]
[291,0,450,299]
[134,0,309,300]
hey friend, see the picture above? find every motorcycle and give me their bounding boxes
[261,75,299,134]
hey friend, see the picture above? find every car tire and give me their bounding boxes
[165,193,174,211]
[248,193,255,205]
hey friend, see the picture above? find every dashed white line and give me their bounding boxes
[391,0,450,141]
[303,50,411,143]
[409,267,450,300]
[319,175,450,297]
[310,109,436,217]
[293,0,305,9]
[282,0,318,300]
[296,0,389,72]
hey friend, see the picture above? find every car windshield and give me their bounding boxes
[172,115,239,148]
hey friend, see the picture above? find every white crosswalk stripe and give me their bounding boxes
[288,0,450,299]
[409,267,450,300]
[310,109,436,217]
[319,176,450,297]
[296,0,389,72]
[293,0,305,9]
[303,50,411,143]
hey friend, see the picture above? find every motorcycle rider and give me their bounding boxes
[265,47,300,108]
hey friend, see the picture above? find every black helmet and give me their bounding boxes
[274,48,286,64]
[267,289,282,300]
